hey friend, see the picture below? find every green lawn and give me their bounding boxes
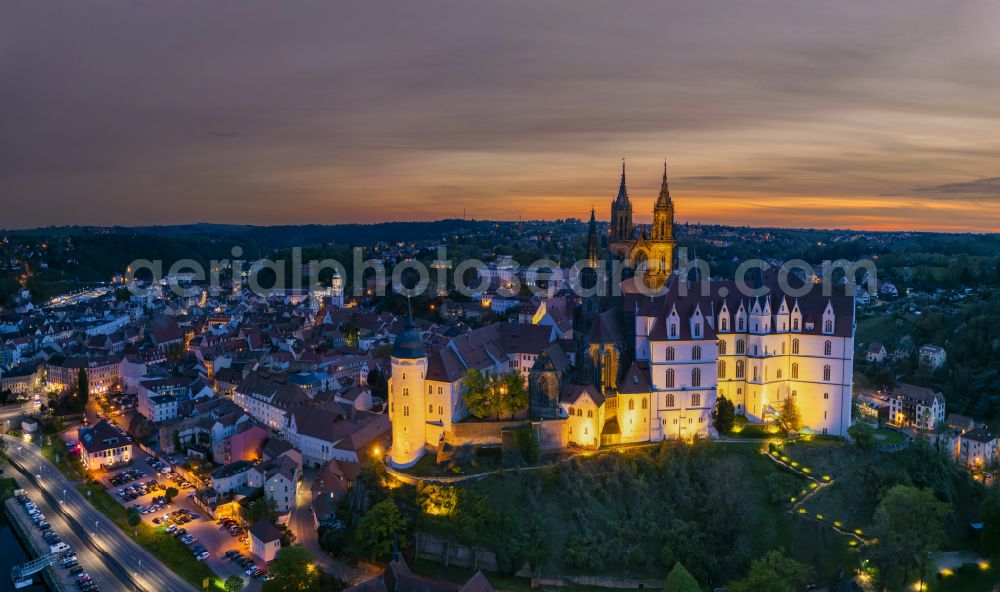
[872,428,906,445]
[76,482,218,589]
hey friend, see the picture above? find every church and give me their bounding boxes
[387,162,855,469]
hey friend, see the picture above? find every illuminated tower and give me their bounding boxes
[608,161,633,259]
[388,315,427,468]
[642,160,676,289]
[331,271,345,308]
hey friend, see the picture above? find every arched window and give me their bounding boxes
[587,410,593,418]
[665,347,675,361]
[792,338,800,355]
[781,342,786,354]
[692,393,701,407]
[403,406,409,417]
[720,318,728,332]
[665,368,675,388]
[752,366,759,382]
[824,340,832,356]
[670,324,678,338]
[823,365,831,381]
[824,320,833,333]
[718,340,727,355]
[577,408,583,417]
[736,339,746,355]
[736,360,745,379]
[718,360,726,378]
[792,318,799,331]
[692,346,702,361]
[692,368,701,387]
[791,363,799,379]
[666,393,675,407]
[791,390,797,398]
[737,317,744,331]
[628,399,635,411]
[776,369,783,379]
[428,385,433,394]
[428,404,433,413]
[402,387,409,396]
[641,398,648,410]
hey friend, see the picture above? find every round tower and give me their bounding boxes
[388,317,427,468]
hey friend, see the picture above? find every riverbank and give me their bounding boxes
[4,498,66,591]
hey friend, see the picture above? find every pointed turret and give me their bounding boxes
[615,159,630,205]
[586,207,599,266]
[655,159,671,209]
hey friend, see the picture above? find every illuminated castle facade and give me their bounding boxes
[387,162,854,468]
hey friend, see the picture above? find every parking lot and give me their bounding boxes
[73,438,268,589]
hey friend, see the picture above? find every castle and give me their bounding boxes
[388,163,855,469]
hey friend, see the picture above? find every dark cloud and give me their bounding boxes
[911,177,1000,196]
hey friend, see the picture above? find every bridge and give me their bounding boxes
[11,553,54,588]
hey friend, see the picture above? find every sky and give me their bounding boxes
[3,0,1000,232]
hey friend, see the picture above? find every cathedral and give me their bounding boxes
[608,161,676,290]
[387,162,855,469]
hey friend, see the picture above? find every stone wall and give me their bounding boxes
[414,532,498,572]
[445,418,567,451]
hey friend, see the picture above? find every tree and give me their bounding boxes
[712,396,736,435]
[246,495,278,525]
[165,486,179,500]
[848,422,876,450]
[462,369,528,420]
[224,575,244,592]
[355,499,408,561]
[126,507,141,527]
[727,549,813,592]
[76,367,89,409]
[664,562,700,592]
[778,397,801,433]
[866,485,950,589]
[261,546,319,592]
[982,488,1000,560]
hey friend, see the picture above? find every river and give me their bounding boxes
[0,509,50,591]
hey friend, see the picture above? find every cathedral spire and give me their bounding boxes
[656,158,671,208]
[615,159,630,205]
[587,207,599,266]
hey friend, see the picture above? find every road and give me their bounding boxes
[5,435,198,592]
[6,458,132,591]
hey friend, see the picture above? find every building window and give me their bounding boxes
[438,387,443,394]
[824,320,833,333]
[428,404,433,414]
[718,360,726,379]
[736,339,745,354]
[824,340,832,356]
[824,392,829,400]
[792,338,800,355]
[587,410,593,418]
[776,369,782,379]
[666,368,675,388]
[792,318,799,331]
[718,340,727,355]
[628,399,635,411]
[736,360,745,379]
[641,398,647,410]
[791,363,799,379]
[692,368,701,387]
[428,385,433,394]
[823,365,831,381]
[403,406,409,417]
[692,393,701,406]
[666,393,675,407]
[737,318,744,331]
[438,405,443,415]
[720,318,728,332]
[665,347,675,361]
[692,346,702,361]
[670,324,678,338]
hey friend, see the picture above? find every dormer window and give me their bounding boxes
[737,318,744,331]
[693,323,702,339]
[720,318,728,332]
[824,320,833,334]
[670,323,678,338]
[792,318,800,331]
